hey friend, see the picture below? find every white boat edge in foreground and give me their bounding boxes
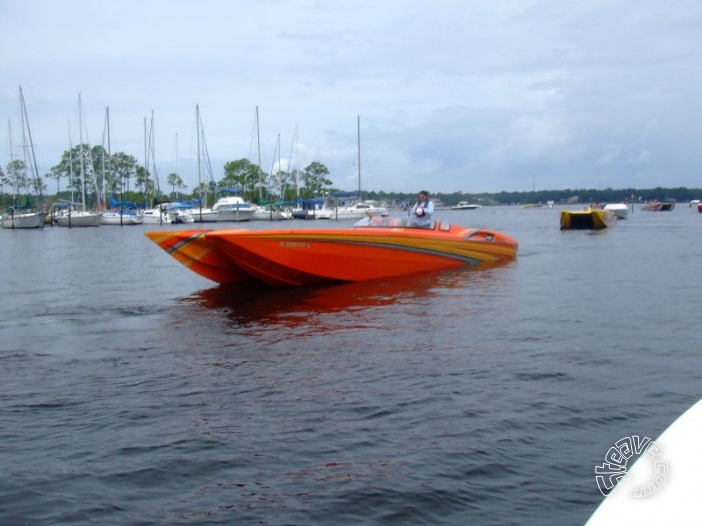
[586,397,702,524]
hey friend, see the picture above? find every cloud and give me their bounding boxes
[2,0,702,195]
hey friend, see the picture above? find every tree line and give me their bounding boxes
[2,146,700,210]
[0,145,337,210]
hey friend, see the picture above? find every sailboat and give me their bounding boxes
[101,107,143,225]
[253,133,293,220]
[1,86,45,229]
[327,116,387,220]
[56,93,102,227]
[188,105,219,222]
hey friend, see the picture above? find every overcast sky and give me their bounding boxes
[2,0,701,195]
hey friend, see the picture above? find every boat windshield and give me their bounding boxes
[353,216,435,229]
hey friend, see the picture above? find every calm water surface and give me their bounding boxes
[1,205,701,525]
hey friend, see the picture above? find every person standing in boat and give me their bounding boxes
[410,190,434,227]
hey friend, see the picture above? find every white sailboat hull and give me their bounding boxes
[100,212,144,225]
[56,211,102,227]
[1,212,44,229]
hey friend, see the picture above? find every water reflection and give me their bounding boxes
[182,261,516,330]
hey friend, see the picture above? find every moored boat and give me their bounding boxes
[323,202,389,220]
[1,210,44,229]
[560,208,617,230]
[100,210,144,225]
[142,203,193,224]
[252,204,293,221]
[145,217,518,287]
[55,208,102,227]
[212,196,256,222]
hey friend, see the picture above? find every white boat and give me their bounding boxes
[1,87,45,230]
[212,196,256,222]
[55,208,102,227]
[100,210,144,225]
[451,201,482,210]
[314,207,333,220]
[252,205,293,221]
[587,398,702,525]
[188,207,219,223]
[142,203,193,224]
[55,95,103,228]
[603,203,630,220]
[1,211,44,229]
[142,204,168,224]
[186,105,220,224]
[324,202,389,220]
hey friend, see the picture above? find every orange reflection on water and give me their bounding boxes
[183,260,516,335]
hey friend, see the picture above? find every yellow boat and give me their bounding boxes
[560,209,617,230]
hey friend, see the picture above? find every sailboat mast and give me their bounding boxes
[8,119,16,205]
[19,86,42,201]
[78,93,87,210]
[196,104,203,209]
[102,107,111,211]
[149,111,160,197]
[68,120,75,204]
[256,106,262,201]
[357,115,362,202]
[286,126,298,201]
[143,116,150,209]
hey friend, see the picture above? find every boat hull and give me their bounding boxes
[603,203,629,220]
[560,209,616,230]
[451,202,481,210]
[56,211,102,227]
[100,212,144,225]
[144,229,252,284]
[642,202,675,211]
[1,212,44,229]
[146,221,518,287]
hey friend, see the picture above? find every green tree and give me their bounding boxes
[45,165,65,194]
[135,165,157,199]
[110,152,139,195]
[301,161,332,197]
[221,159,265,201]
[167,172,187,199]
[5,159,29,194]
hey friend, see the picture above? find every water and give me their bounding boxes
[1,205,701,525]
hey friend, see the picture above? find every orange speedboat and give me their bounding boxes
[145,218,518,287]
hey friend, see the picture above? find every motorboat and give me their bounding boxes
[142,203,194,224]
[451,201,482,210]
[188,206,219,223]
[560,208,617,230]
[603,203,630,220]
[145,217,518,287]
[642,200,675,211]
[211,196,256,222]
